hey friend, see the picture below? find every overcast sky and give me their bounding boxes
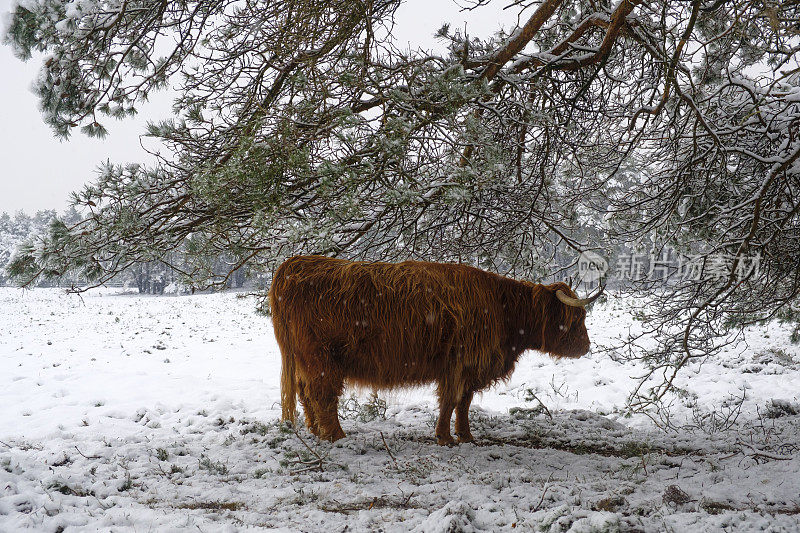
[0,0,518,215]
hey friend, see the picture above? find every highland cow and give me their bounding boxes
[269,255,601,445]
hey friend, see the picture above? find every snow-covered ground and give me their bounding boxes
[1,288,799,532]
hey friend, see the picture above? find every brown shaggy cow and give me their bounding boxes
[269,255,601,445]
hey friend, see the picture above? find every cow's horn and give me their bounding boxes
[556,285,604,308]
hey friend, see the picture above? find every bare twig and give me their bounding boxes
[735,440,793,462]
[380,431,398,469]
[74,446,102,459]
[533,472,554,512]
[288,425,328,474]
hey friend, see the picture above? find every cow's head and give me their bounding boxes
[540,282,603,359]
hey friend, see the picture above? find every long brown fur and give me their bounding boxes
[269,255,592,444]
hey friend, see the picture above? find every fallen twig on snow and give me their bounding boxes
[735,439,793,462]
[380,431,399,469]
[74,446,102,459]
[288,425,329,474]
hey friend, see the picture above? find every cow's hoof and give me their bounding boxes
[436,434,455,446]
[322,428,346,442]
[456,433,474,444]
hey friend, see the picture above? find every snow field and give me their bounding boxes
[1,288,799,531]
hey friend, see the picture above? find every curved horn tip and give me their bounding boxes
[557,285,605,308]
[586,284,605,304]
[556,289,587,308]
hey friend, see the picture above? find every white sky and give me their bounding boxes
[0,0,520,214]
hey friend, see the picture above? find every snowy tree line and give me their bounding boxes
[1,209,252,292]
[0,209,76,287]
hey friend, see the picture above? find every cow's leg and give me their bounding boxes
[295,340,346,442]
[297,378,320,436]
[312,378,346,442]
[435,380,459,446]
[454,389,475,443]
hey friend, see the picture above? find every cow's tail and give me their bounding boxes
[270,275,296,425]
[280,341,297,424]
